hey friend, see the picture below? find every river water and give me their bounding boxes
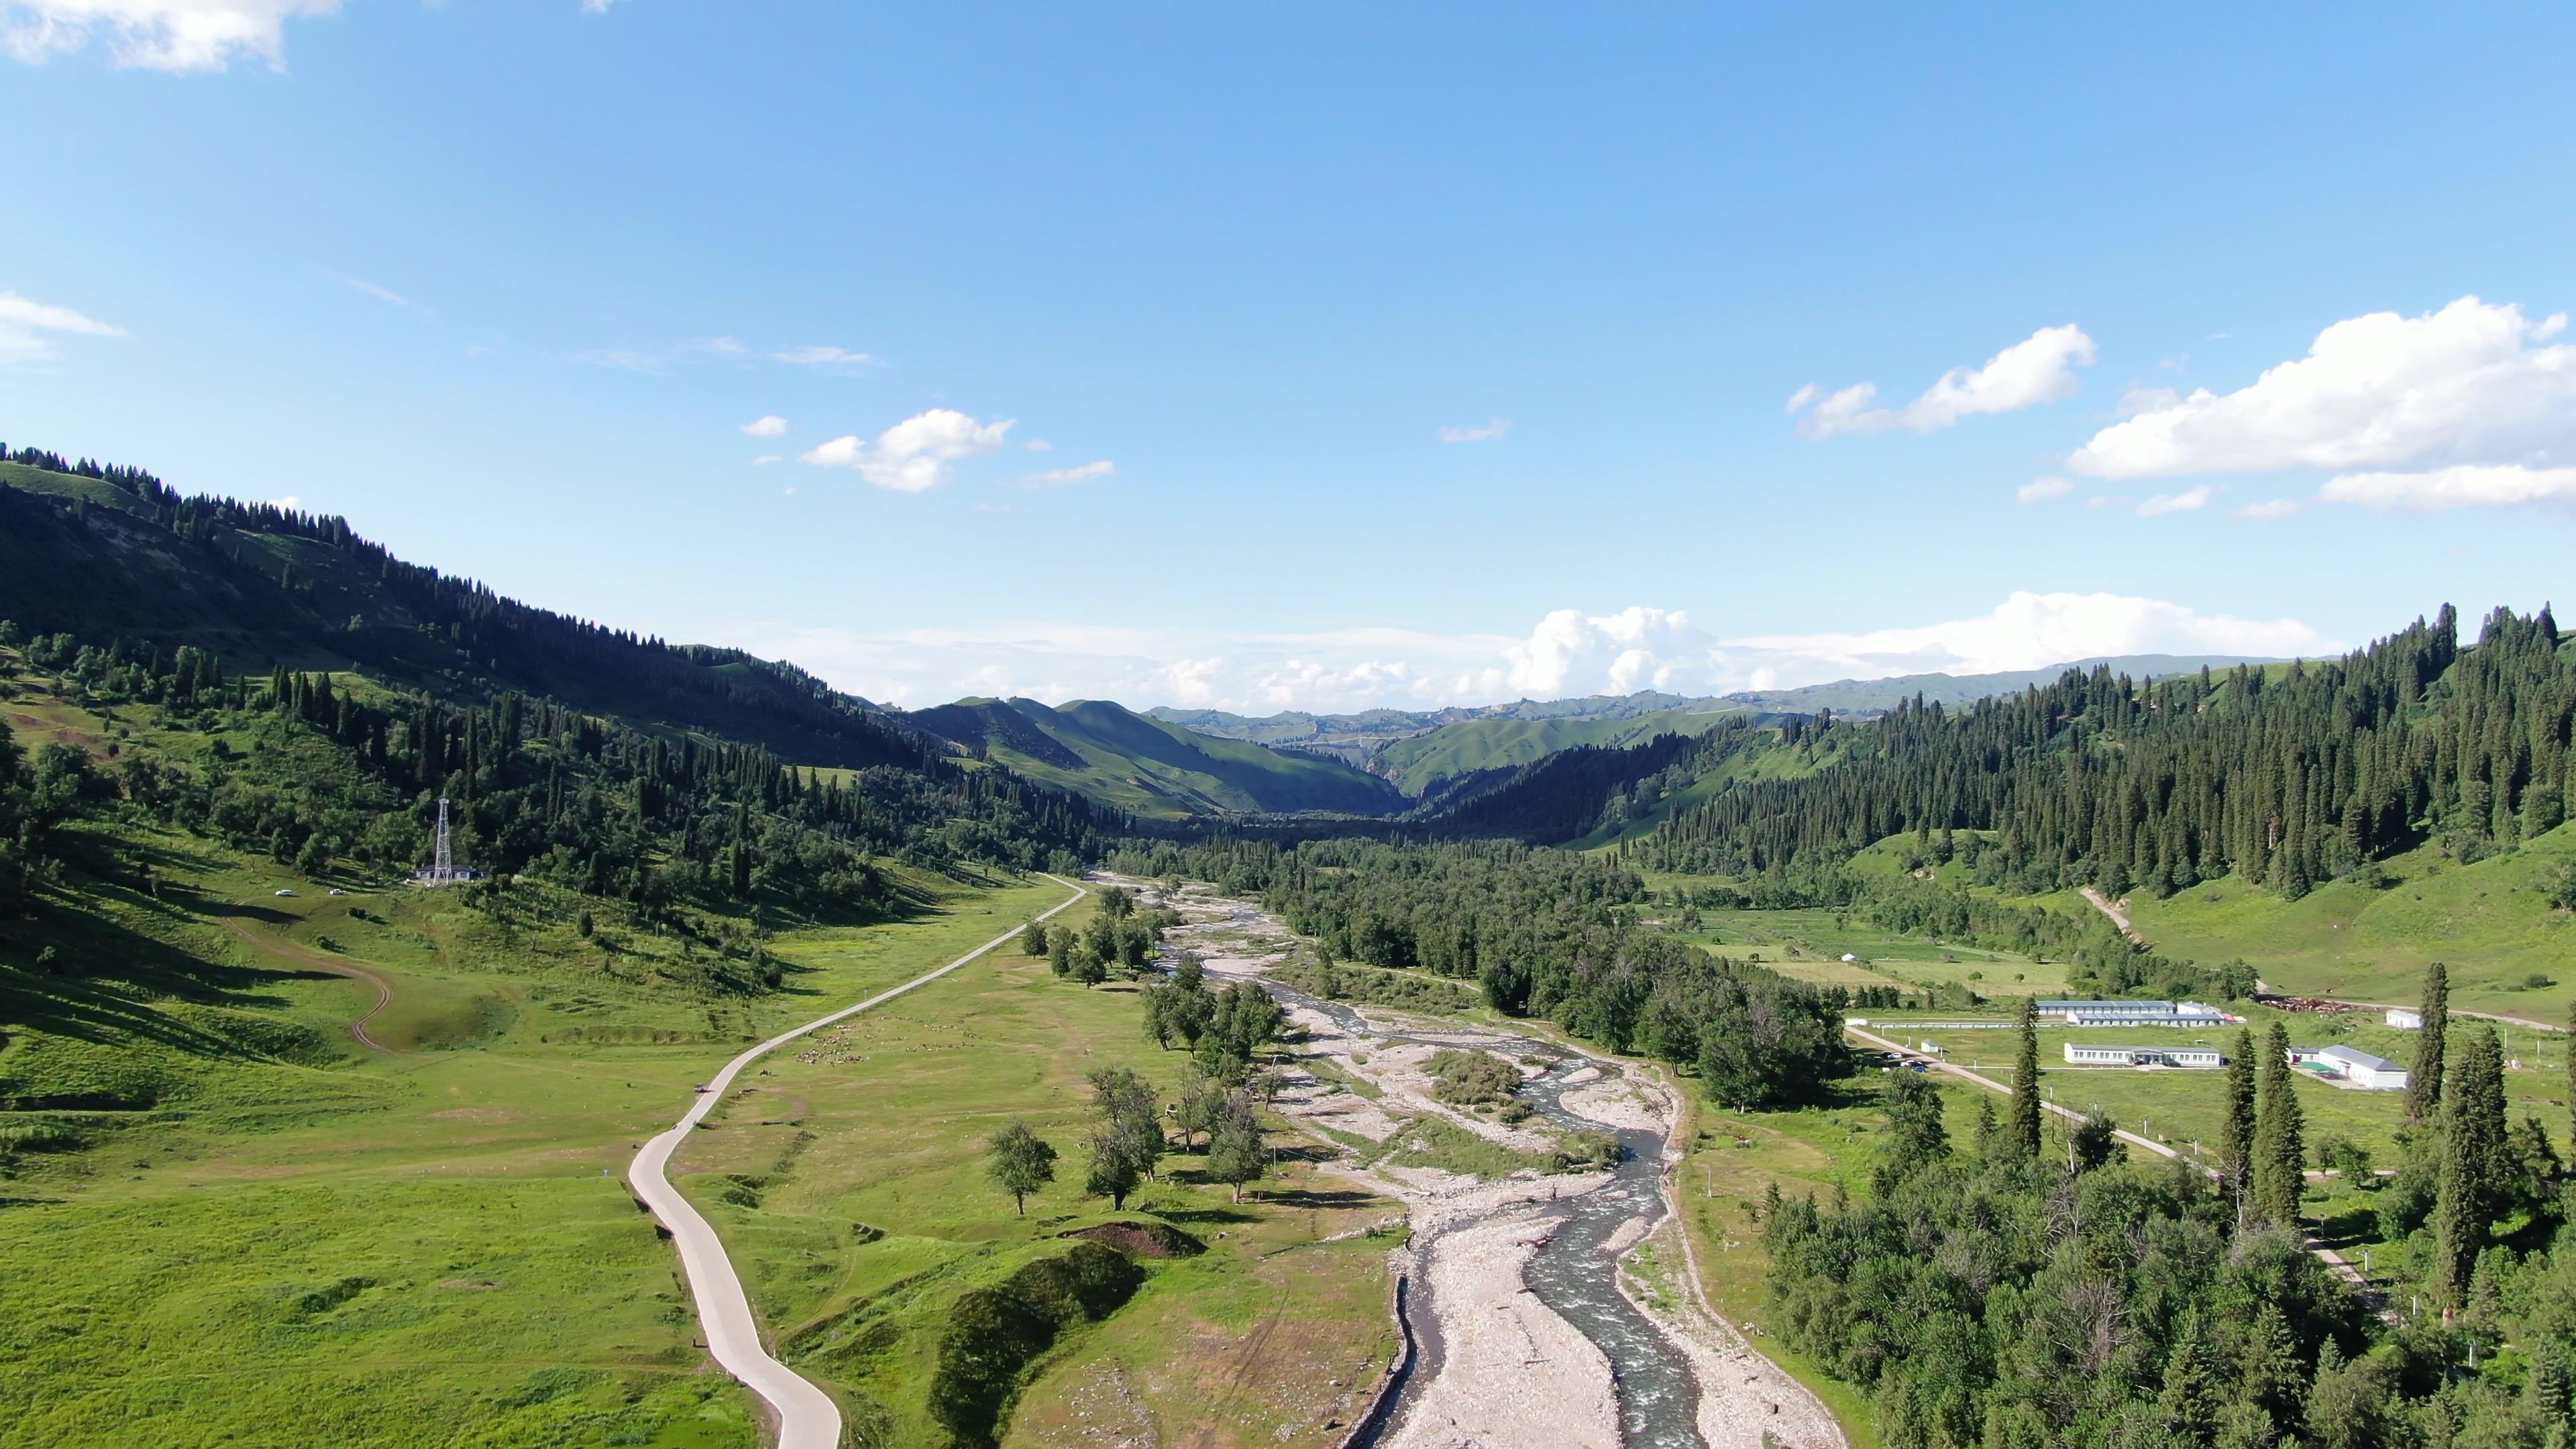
[1253,969,1708,1449]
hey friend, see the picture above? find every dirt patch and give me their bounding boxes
[1063,1220,1207,1259]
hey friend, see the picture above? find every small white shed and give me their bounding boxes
[2385,1008,2423,1029]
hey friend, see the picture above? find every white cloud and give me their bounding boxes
[1020,460,1115,488]
[2236,498,2304,520]
[0,289,126,363]
[2137,486,2214,517]
[1022,439,1054,452]
[3,0,339,70]
[800,409,1014,492]
[328,272,431,317]
[773,344,883,368]
[740,415,788,438]
[1790,324,2096,438]
[2070,297,2576,480]
[2319,463,2576,511]
[1438,419,1512,443]
[750,454,782,466]
[698,592,2326,714]
[2017,476,2074,503]
[267,494,301,510]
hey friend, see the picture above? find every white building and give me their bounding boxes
[2320,1045,2410,1089]
[2289,1044,2411,1090]
[2385,1008,2423,1029]
[2037,999,2236,1027]
[2064,1043,2225,1068]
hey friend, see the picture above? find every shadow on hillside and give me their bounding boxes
[1251,1187,1381,1211]
[0,892,315,1060]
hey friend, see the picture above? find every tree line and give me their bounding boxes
[1107,836,1851,1109]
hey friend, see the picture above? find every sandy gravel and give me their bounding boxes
[1387,1205,1623,1449]
[1620,1217,1847,1449]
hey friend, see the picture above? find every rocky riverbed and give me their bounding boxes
[1122,877,1846,1449]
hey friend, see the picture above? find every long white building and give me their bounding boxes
[2064,1043,2225,1069]
[2036,999,2235,1027]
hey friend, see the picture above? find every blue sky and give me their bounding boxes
[5,3,2573,711]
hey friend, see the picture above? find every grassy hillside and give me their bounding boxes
[0,672,1385,1446]
[902,696,1405,818]
[0,458,938,771]
[2118,826,2576,1019]
[1373,704,1753,798]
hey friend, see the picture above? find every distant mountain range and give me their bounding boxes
[1146,655,2275,799]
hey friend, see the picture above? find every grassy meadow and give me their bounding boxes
[663,908,1403,1449]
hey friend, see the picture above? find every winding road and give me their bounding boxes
[627,873,1089,1449]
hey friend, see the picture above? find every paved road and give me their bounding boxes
[629,874,1089,1449]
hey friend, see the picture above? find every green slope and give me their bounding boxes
[0,460,929,771]
[2118,826,2576,1018]
[900,696,1405,818]
[1375,705,1753,797]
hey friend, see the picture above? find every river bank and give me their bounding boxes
[1126,876,1847,1449]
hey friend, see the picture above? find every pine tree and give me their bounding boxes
[2218,1027,2259,1222]
[2431,1027,2509,1303]
[2008,995,2043,1159]
[2253,1022,2306,1227]
[2408,962,2450,1125]
[2154,1312,2220,1444]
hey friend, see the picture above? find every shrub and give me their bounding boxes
[924,1243,1144,1447]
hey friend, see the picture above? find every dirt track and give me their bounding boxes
[219,899,400,1053]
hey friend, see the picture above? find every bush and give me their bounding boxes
[924,1243,1144,1447]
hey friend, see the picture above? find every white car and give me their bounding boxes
[273,889,296,897]
[327,889,345,897]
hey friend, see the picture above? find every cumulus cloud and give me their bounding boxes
[2137,486,2214,517]
[0,290,125,363]
[740,415,788,438]
[800,409,1014,492]
[1790,325,2096,439]
[698,592,2328,714]
[2319,464,2576,511]
[3,0,339,70]
[1438,419,1512,443]
[2017,476,2074,503]
[773,344,882,368]
[1020,460,1115,488]
[2070,297,2576,481]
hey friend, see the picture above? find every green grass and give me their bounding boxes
[1648,902,2071,996]
[2121,827,2576,1018]
[660,907,1401,1449]
[0,775,1099,1449]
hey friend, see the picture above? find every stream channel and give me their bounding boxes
[1184,889,1710,1449]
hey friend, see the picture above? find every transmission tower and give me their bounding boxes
[433,797,454,879]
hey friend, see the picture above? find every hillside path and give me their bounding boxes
[2078,888,2145,946]
[629,874,1088,1449]
[219,898,400,1054]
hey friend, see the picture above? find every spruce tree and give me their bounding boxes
[2154,1312,2220,1444]
[2408,962,2450,1125]
[2218,1027,2259,1221]
[2008,995,2043,1159]
[2431,1027,2509,1303]
[2253,1022,2306,1227]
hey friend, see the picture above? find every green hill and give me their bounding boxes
[0,456,931,771]
[902,696,1405,818]
[1373,704,1755,798]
